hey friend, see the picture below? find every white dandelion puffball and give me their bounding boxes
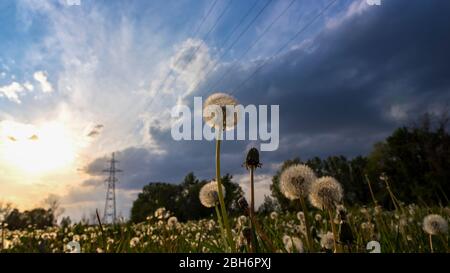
[167,216,178,228]
[203,92,239,131]
[199,180,226,208]
[270,211,278,220]
[283,235,304,253]
[297,211,305,222]
[280,164,317,200]
[320,232,335,250]
[423,214,448,235]
[309,176,343,210]
[154,207,167,219]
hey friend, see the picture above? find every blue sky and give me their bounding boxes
[0,0,449,221]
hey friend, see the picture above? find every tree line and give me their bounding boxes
[131,113,449,220]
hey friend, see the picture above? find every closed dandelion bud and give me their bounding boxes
[311,226,320,242]
[244,147,262,170]
[339,221,354,245]
[237,197,249,215]
[242,227,252,245]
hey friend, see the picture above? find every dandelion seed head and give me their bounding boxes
[270,211,278,220]
[315,214,322,222]
[129,237,140,248]
[167,216,178,228]
[279,164,317,200]
[320,232,334,250]
[154,207,166,219]
[296,211,305,222]
[203,92,239,131]
[309,176,343,210]
[199,180,225,208]
[283,235,303,253]
[423,214,448,235]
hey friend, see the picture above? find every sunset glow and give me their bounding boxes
[0,121,77,175]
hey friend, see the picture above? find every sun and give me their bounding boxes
[0,121,77,174]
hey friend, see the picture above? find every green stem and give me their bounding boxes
[1,222,4,251]
[299,197,313,252]
[249,167,258,253]
[328,209,339,253]
[365,175,378,206]
[215,139,234,251]
[215,206,229,251]
[429,234,434,253]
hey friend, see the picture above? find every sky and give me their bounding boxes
[0,0,449,221]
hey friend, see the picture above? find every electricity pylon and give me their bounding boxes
[102,152,122,224]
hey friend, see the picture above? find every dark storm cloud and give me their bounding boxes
[85,0,450,190]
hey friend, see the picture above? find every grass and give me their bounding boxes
[0,204,448,253]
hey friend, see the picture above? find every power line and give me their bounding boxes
[165,0,234,91]
[147,0,260,111]
[188,0,273,95]
[153,0,220,99]
[229,0,339,96]
[215,0,260,56]
[207,0,297,94]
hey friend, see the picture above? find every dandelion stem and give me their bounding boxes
[215,138,234,251]
[299,196,313,252]
[249,166,259,253]
[1,222,4,251]
[214,205,229,251]
[95,209,107,253]
[250,167,255,221]
[429,234,434,253]
[364,175,378,206]
[327,209,339,253]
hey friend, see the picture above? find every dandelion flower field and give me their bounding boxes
[1,205,448,253]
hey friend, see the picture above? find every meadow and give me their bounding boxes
[1,204,448,253]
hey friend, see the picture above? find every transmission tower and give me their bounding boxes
[102,152,122,224]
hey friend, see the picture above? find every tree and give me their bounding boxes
[42,194,65,225]
[60,216,72,228]
[5,208,54,230]
[0,201,13,220]
[130,172,245,223]
[130,182,181,223]
[257,195,279,214]
[366,114,450,206]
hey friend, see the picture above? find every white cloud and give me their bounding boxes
[24,81,34,91]
[33,70,53,93]
[234,173,273,209]
[326,0,371,29]
[0,82,26,103]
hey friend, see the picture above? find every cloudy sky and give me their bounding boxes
[0,0,449,221]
